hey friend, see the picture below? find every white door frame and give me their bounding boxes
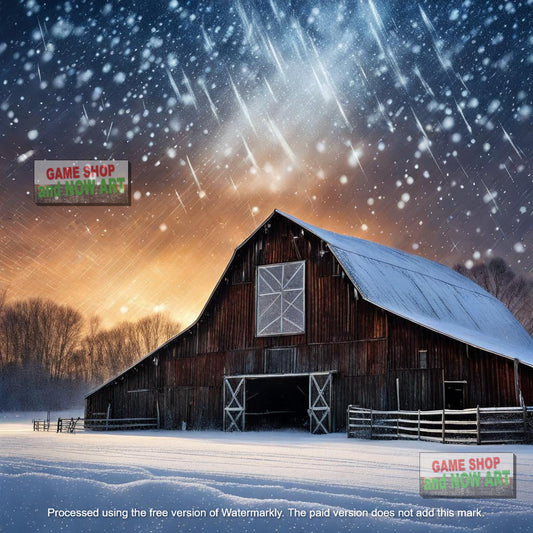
[223,371,334,433]
[223,376,246,432]
[309,373,333,434]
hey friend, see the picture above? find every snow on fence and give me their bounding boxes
[347,405,533,444]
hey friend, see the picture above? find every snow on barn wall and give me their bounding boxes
[85,210,533,431]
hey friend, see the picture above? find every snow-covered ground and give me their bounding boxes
[1,412,532,532]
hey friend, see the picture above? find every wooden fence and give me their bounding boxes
[83,417,158,431]
[32,411,51,431]
[347,405,532,444]
[32,419,51,431]
[56,417,82,433]
[32,417,159,433]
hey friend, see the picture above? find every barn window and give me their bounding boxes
[256,261,305,336]
[231,267,248,284]
[419,350,427,369]
[264,347,296,373]
[318,251,342,277]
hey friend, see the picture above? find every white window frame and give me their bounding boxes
[419,349,428,369]
[255,260,305,337]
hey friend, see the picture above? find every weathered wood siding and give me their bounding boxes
[85,213,532,430]
[519,363,533,405]
[385,314,520,410]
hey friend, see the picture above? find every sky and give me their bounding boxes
[0,0,531,329]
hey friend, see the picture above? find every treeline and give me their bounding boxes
[454,258,533,334]
[0,294,179,410]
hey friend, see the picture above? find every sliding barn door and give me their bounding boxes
[309,373,332,434]
[223,376,246,432]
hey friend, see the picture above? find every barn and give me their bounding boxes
[85,210,533,433]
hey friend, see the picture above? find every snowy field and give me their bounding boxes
[1,412,532,533]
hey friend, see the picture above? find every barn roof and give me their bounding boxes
[277,210,533,366]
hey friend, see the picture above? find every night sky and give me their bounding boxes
[0,0,531,329]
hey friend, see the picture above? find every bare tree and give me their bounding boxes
[0,297,180,392]
[134,313,179,355]
[77,316,99,382]
[82,313,179,384]
[455,258,533,334]
[50,303,84,380]
[0,298,83,379]
[0,289,6,367]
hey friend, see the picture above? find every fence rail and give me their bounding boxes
[56,417,82,433]
[347,405,532,444]
[83,417,158,431]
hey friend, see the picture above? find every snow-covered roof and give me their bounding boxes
[278,210,533,366]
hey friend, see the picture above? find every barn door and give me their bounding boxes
[223,377,246,432]
[309,373,332,434]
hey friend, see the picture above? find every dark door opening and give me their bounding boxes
[245,376,309,431]
[444,382,465,410]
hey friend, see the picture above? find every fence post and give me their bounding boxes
[418,409,421,440]
[346,406,350,438]
[370,408,373,439]
[524,404,528,443]
[441,409,445,444]
[396,410,400,439]
[476,405,481,445]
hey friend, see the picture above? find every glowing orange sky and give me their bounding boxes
[1,195,400,330]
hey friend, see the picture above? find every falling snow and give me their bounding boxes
[0,0,531,326]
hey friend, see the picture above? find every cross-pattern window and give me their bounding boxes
[256,261,305,336]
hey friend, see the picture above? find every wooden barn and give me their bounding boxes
[85,210,533,433]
